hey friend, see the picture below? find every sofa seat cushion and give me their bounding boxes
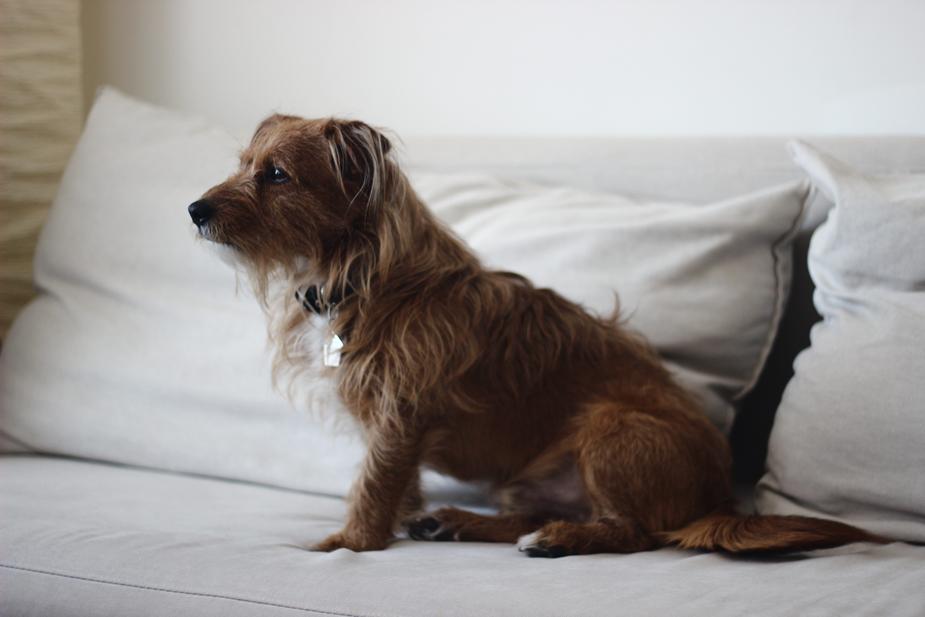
[2,456,923,617]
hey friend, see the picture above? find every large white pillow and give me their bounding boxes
[756,142,925,542]
[0,89,806,495]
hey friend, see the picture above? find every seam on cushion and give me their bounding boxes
[734,180,812,401]
[0,563,391,617]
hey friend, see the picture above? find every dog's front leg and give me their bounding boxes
[313,423,422,552]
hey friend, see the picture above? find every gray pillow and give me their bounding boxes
[756,141,925,542]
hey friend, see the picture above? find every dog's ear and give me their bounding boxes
[323,119,393,208]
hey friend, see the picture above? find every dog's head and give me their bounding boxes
[189,114,394,271]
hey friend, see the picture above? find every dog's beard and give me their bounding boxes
[204,241,245,270]
[190,223,247,270]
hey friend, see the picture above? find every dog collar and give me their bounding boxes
[295,284,346,317]
[295,284,349,367]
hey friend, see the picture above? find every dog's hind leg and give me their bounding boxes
[520,401,730,557]
[404,507,542,543]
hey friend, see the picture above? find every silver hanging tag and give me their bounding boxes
[323,333,344,367]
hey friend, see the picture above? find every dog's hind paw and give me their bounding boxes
[517,531,568,558]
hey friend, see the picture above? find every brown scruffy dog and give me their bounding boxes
[189,115,886,557]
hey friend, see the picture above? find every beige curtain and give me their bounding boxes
[0,0,82,339]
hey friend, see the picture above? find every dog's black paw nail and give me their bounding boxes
[523,546,548,558]
[523,543,568,558]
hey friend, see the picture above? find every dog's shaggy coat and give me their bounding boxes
[190,115,886,557]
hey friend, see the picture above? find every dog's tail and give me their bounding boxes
[660,511,890,554]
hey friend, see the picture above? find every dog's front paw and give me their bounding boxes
[312,529,389,552]
[402,507,467,541]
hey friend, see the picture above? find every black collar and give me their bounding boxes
[295,284,349,317]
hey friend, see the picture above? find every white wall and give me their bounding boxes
[82,0,925,137]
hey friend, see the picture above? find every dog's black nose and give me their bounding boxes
[188,199,215,227]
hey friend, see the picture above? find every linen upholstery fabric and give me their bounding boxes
[756,142,925,542]
[3,456,924,617]
[0,88,804,495]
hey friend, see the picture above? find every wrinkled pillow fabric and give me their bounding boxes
[756,141,925,542]
[0,88,805,496]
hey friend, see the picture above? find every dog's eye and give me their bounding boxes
[266,165,290,184]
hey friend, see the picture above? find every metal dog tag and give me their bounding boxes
[323,333,344,367]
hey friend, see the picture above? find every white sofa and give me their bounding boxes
[2,94,925,615]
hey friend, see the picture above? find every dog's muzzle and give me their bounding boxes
[188,199,215,227]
